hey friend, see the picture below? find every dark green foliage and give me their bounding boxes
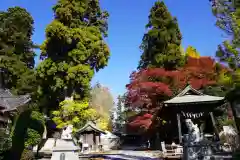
[202,85,229,97]
[52,0,109,37]
[217,116,235,128]
[36,0,110,113]
[24,111,45,149]
[24,129,41,149]
[6,110,45,160]
[138,1,184,70]
[0,128,12,160]
[0,7,35,69]
[0,55,36,94]
[0,7,37,95]
[0,6,40,160]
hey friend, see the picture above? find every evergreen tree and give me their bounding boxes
[0,7,36,69]
[0,7,45,160]
[0,7,37,94]
[115,95,126,133]
[138,1,184,70]
[36,0,110,113]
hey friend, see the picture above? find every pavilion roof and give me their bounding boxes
[76,121,106,134]
[0,88,31,113]
[164,85,225,105]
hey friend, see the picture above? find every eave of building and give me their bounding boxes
[76,121,106,134]
[0,89,31,113]
[164,85,225,106]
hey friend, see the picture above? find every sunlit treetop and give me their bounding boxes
[185,46,200,59]
[36,0,111,109]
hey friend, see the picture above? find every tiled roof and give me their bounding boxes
[164,85,225,104]
[76,121,106,134]
[0,88,31,112]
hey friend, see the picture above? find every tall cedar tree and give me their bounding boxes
[36,0,110,113]
[138,1,184,70]
[0,7,36,95]
[0,7,45,160]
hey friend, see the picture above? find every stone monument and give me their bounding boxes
[50,124,79,160]
[61,125,73,139]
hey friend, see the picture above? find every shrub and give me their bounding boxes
[20,149,34,160]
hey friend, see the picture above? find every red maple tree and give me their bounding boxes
[179,56,217,89]
[126,56,221,132]
[126,69,182,110]
[126,113,153,133]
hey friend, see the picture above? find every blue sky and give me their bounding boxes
[1,0,225,101]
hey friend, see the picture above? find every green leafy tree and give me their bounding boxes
[23,111,45,149]
[138,0,184,70]
[211,0,240,86]
[36,0,110,113]
[210,0,240,134]
[52,100,97,132]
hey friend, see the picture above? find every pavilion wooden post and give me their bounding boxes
[99,134,101,143]
[177,113,182,144]
[209,112,219,134]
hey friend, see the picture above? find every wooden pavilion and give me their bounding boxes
[0,88,31,129]
[76,121,106,152]
[163,85,225,144]
[0,67,31,129]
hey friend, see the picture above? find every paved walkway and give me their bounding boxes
[79,150,163,160]
[79,154,162,160]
